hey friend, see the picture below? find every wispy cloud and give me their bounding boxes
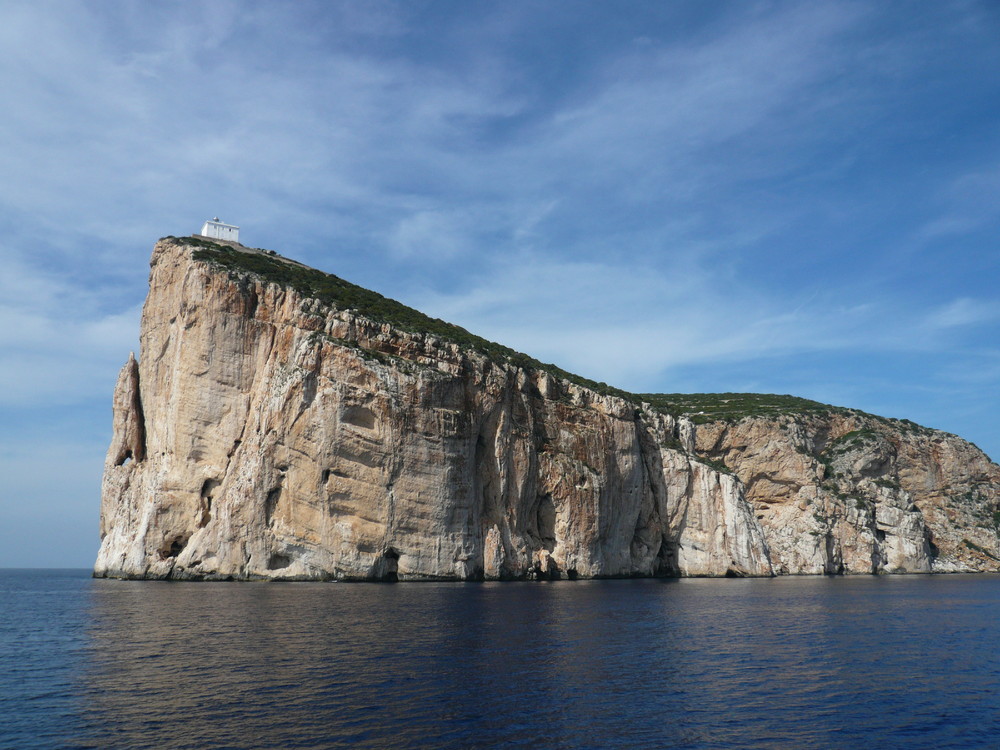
[916,162,1000,242]
[411,249,965,390]
[925,298,1000,331]
[0,251,140,406]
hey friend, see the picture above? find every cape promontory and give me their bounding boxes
[95,237,1000,580]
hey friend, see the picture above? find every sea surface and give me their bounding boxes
[3,570,1000,749]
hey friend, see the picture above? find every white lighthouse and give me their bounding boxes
[199,217,239,243]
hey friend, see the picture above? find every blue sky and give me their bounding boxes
[1,1,998,568]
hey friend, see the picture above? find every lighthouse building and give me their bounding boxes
[199,217,239,243]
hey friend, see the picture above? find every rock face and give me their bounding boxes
[95,238,1000,580]
[694,416,1000,574]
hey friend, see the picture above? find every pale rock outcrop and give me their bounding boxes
[694,415,1000,574]
[106,353,145,467]
[95,238,1000,580]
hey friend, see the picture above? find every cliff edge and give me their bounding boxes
[95,238,1000,580]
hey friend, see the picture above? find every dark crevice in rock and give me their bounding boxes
[656,537,680,576]
[535,494,556,552]
[526,555,560,580]
[375,547,400,582]
[342,405,376,430]
[264,467,287,526]
[265,486,282,525]
[159,534,190,560]
[301,370,318,409]
[199,478,220,528]
[926,531,940,559]
[268,553,292,570]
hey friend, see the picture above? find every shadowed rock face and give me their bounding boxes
[94,239,1000,580]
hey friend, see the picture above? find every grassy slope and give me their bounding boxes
[174,236,931,431]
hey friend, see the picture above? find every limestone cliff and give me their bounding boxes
[689,411,1000,574]
[95,238,1000,580]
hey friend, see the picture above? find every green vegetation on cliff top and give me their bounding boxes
[178,236,632,401]
[174,236,930,429]
[637,392,849,424]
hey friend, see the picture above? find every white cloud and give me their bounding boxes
[388,209,477,260]
[0,250,140,407]
[532,4,866,191]
[410,251,940,388]
[925,298,1000,330]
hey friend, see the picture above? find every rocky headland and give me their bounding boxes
[95,237,1000,580]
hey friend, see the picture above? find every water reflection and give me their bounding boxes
[66,575,1000,748]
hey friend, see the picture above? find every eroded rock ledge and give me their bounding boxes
[95,238,1000,580]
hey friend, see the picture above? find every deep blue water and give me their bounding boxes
[3,571,1000,749]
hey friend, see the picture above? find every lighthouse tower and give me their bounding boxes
[199,217,239,243]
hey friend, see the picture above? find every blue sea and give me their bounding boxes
[3,570,1000,749]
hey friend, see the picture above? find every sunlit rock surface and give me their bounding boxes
[95,238,1000,580]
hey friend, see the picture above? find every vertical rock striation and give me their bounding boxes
[95,238,1000,580]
